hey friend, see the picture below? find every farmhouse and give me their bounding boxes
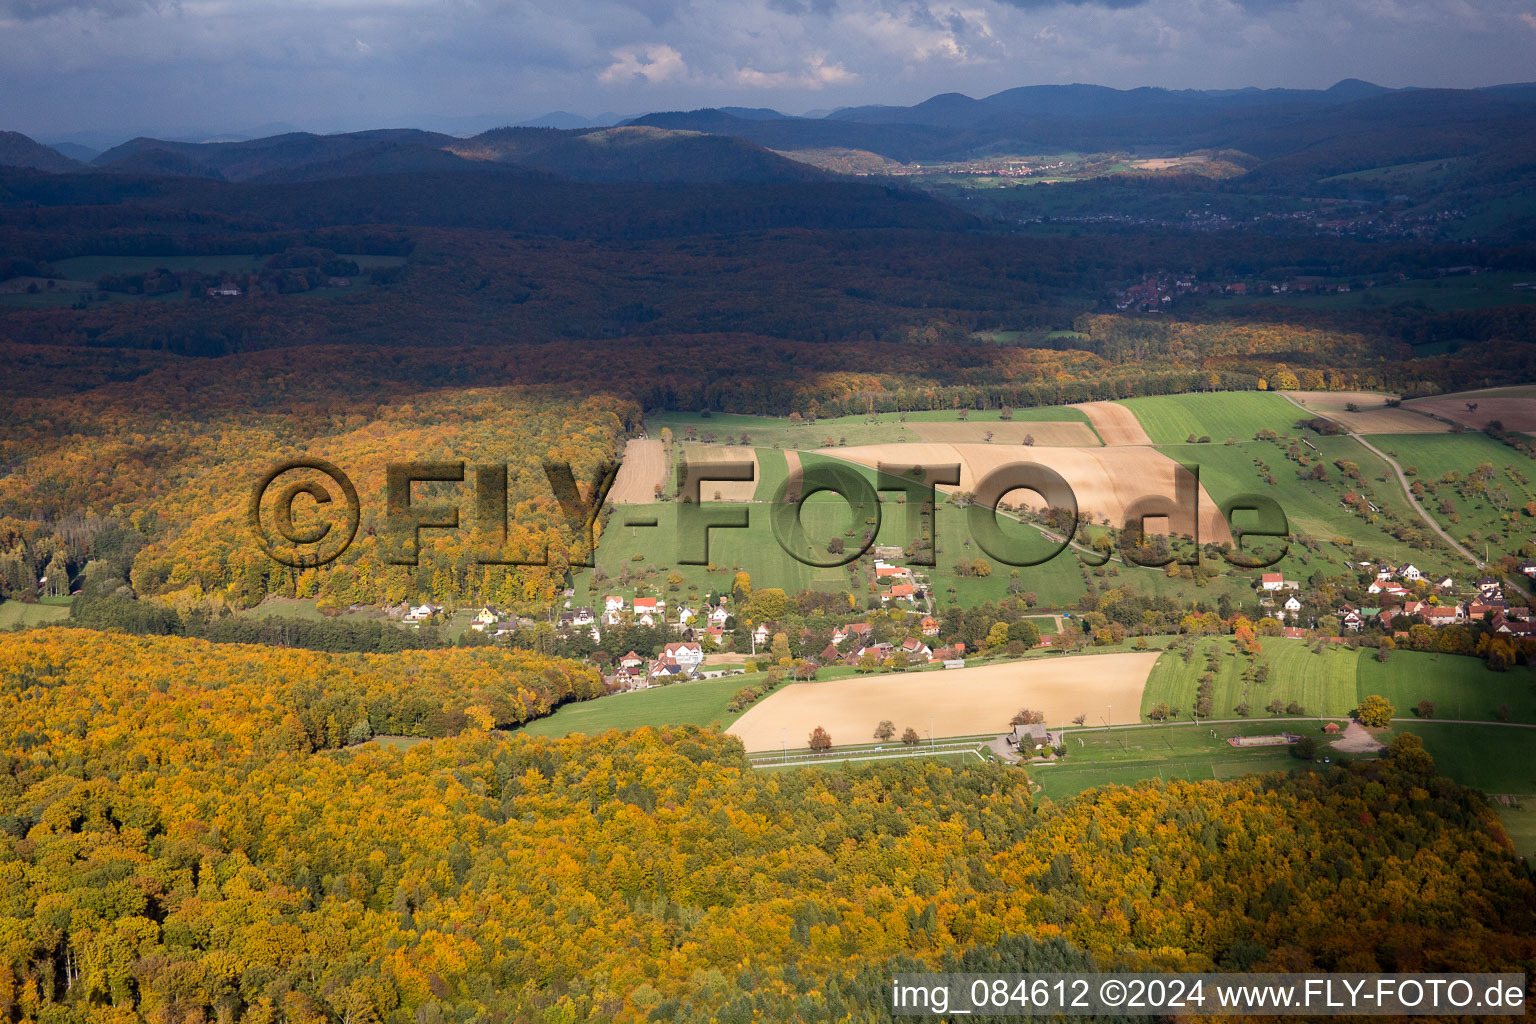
[1259,573,1286,591]
[832,622,873,646]
[403,603,439,623]
[1423,605,1462,626]
[1011,723,1062,750]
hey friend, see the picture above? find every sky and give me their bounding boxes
[3,0,1536,143]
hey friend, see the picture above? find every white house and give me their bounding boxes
[1259,573,1285,591]
[752,623,771,647]
[1282,595,1302,613]
[1398,564,1422,582]
[1434,576,1455,590]
[660,641,704,670]
[403,603,438,622]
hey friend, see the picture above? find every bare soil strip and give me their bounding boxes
[609,439,668,503]
[1288,390,1447,434]
[1071,401,1153,445]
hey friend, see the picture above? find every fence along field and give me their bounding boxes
[726,651,1160,751]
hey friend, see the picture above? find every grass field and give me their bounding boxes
[516,672,764,737]
[0,596,73,629]
[1357,650,1536,724]
[1166,436,1464,580]
[1029,721,1318,801]
[1141,638,1360,720]
[1118,392,1301,445]
[1370,432,1535,554]
[1400,723,1536,794]
[581,451,1092,608]
[648,406,1094,450]
[1490,799,1536,860]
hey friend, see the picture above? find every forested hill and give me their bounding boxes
[0,629,1532,1022]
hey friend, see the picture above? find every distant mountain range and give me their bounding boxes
[3,80,1535,193]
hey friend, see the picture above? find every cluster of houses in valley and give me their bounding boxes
[1258,562,1536,640]
[815,617,965,671]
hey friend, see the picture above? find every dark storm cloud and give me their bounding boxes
[2,0,1535,137]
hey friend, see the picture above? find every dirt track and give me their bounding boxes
[820,442,1234,543]
[1288,391,1446,434]
[609,439,669,503]
[727,651,1161,750]
[1071,402,1153,445]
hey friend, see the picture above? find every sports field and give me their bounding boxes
[1117,392,1300,445]
[726,651,1160,751]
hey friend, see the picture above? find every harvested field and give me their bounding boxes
[1288,391,1446,434]
[1071,401,1152,445]
[818,442,1233,543]
[1405,385,1536,435]
[910,420,1100,447]
[726,651,1161,750]
[609,439,668,503]
[681,443,759,502]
